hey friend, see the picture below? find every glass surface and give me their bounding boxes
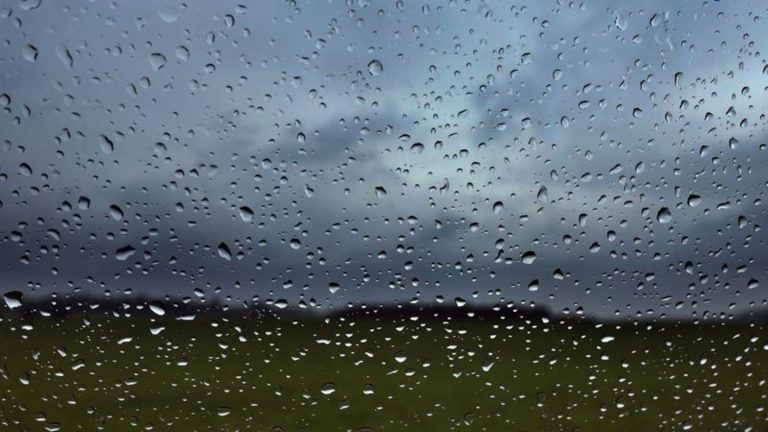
[1,0,767,430]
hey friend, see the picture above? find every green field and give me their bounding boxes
[0,314,766,431]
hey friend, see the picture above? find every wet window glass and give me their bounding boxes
[1,0,767,430]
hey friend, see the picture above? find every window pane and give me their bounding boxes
[1,1,766,430]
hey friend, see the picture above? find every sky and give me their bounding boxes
[1,0,768,319]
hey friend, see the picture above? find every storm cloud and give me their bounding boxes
[1,0,767,319]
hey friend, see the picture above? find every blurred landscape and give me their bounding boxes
[1,298,767,431]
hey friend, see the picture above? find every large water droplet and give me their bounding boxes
[148,301,166,316]
[687,195,701,207]
[367,59,383,76]
[109,205,124,221]
[328,282,341,294]
[239,206,254,222]
[521,251,537,264]
[22,44,38,62]
[149,53,167,71]
[3,291,23,309]
[492,201,503,214]
[528,279,540,292]
[537,186,548,204]
[217,242,232,260]
[115,245,137,261]
[657,207,672,224]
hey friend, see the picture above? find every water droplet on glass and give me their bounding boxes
[328,282,341,294]
[537,186,548,204]
[18,163,32,176]
[367,59,383,76]
[148,301,166,316]
[657,207,672,224]
[149,53,167,71]
[239,206,254,222]
[22,44,38,62]
[687,195,701,207]
[492,201,503,214]
[528,279,540,292]
[3,291,23,309]
[217,242,232,260]
[521,251,537,264]
[115,245,137,261]
[108,205,124,221]
[410,142,424,154]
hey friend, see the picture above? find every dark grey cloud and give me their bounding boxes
[1,0,768,319]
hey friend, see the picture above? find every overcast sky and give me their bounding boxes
[1,0,767,319]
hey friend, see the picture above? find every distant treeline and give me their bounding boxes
[2,294,766,324]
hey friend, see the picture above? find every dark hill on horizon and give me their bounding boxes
[2,294,765,324]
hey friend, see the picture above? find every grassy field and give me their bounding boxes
[0,313,766,431]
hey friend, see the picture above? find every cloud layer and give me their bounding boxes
[1,0,767,319]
